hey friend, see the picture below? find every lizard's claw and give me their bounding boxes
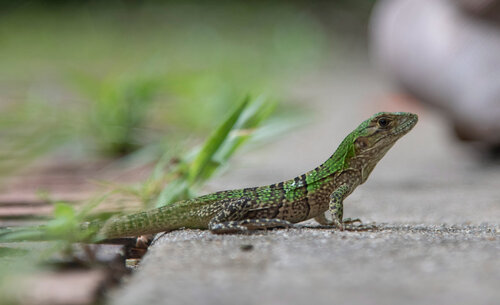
[332,219,345,231]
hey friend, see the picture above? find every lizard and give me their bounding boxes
[93,111,418,239]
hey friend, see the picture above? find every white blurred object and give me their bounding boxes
[370,0,500,146]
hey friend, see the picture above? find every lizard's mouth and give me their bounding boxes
[393,114,418,136]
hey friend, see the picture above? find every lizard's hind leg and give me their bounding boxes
[208,198,294,234]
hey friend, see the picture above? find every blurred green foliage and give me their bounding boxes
[0,1,328,176]
[74,75,163,155]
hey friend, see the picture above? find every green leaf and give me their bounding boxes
[0,226,46,242]
[53,202,76,220]
[154,95,287,207]
[213,96,277,165]
[0,247,29,257]
[187,97,249,183]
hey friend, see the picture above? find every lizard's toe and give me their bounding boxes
[343,218,362,224]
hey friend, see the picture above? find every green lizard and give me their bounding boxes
[97,112,417,239]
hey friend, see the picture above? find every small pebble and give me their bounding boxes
[240,244,254,251]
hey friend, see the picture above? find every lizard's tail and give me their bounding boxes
[96,211,160,240]
[97,200,208,239]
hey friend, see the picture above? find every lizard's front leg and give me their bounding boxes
[328,185,372,231]
[208,198,294,234]
[329,184,349,231]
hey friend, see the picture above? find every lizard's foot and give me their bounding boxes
[315,214,362,229]
[332,218,374,231]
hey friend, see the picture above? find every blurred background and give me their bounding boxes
[1,1,500,304]
[0,0,375,207]
[2,0,500,206]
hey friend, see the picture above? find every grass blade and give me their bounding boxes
[187,97,249,184]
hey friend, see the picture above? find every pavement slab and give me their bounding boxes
[110,224,499,305]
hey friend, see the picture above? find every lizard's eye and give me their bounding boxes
[377,118,390,128]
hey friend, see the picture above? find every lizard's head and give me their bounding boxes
[306,111,417,184]
[353,112,418,156]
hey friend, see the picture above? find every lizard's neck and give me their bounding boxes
[303,133,357,185]
[349,142,395,184]
[303,133,395,187]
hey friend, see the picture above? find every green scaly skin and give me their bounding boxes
[98,112,418,239]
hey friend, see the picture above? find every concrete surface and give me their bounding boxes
[111,225,498,305]
[109,64,500,305]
